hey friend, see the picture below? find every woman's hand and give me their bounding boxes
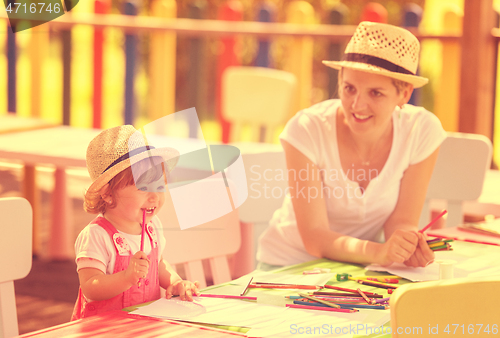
[376,229,419,266]
[403,232,435,267]
[124,251,150,286]
[165,280,200,301]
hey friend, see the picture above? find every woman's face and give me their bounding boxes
[339,68,412,135]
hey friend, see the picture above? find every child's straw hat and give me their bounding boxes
[86,125,179,193]
[323,21,428,88]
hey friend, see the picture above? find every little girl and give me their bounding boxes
[72,125,199,320]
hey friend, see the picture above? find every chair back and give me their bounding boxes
[222,66,297,143]
[237,144,288,224]
[390,276,500,337]
[419,132,492,229]
[158,179,241,289]
[0,197,32,338]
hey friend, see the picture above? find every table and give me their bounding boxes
[17,310,246,337]
[0,126,101,259]
[0,114,55,135]
[0,126,275,263]
[0,115,58,255]
[16,238,499,337]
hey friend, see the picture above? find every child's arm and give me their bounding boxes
[159,258,200,301]
[78,251,149,301]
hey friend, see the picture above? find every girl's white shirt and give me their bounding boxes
[257,99,447,266]
[75,215,166,274]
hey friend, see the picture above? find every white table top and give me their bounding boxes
[0,114,55,134]
[0,126,101,167]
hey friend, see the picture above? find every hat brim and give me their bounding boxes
[322,60,428,88]
[87,147,180,193]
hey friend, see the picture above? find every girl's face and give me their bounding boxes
[339,68,412,135]
[105,177,166,231]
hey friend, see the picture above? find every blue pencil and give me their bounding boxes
[337,303,388,310]
[293,300,388,310]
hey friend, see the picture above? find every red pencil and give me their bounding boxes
[248,284,319,290]
[140,209,146,252]
[199,294,257,301]
[138,209,147,287]
[420,210,447,233]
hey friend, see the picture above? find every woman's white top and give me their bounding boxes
[257,99,447,266]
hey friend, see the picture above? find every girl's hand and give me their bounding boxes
[403,232,435,267]
[125,251,150,286]
[377,229,419,266]
[165,280,200,301]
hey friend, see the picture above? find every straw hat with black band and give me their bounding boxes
[323,21,428,88]
[86,125,180,194]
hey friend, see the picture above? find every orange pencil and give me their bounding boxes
[357,288,375,305]
[357,279,398,290]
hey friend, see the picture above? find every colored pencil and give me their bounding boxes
[313,291,384,298]
[428,241,446,247]
[287,304,358,313]
[294,300,388,310]
[298,293,341,308]
[362,275,402,279]
[357,288,375,305]
[427,237,453,244]
[240,277,253,296]
[357,279,398,289]
[374,297,390,304]
[323,284,378,294]
[140,208,146,251]
[365,278,399,284]
[430,244,451,251]
[248,284,319,290]
[420,209,447,233]
[138,209,146,287]
[337,303,389,310]
[308,296,375,302]
[199,294,257,301]
[298,298,367,305]
[432,247,454,252]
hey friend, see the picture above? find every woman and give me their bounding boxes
[257,22,446,270]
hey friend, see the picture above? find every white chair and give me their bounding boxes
[222,66,297,143]
[224,143,288,275]
[0,197,32,338]
[419,132,492,229]
[390,276,500,337]
[158,179,241,289]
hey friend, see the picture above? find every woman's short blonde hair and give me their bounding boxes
[84,157,167,214]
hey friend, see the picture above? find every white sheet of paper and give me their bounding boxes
[365,241,500,281]
[245,308,369,337]
[132,296,375,337]
[133,297,289,327]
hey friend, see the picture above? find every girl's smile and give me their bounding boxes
[103,177,166,234]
